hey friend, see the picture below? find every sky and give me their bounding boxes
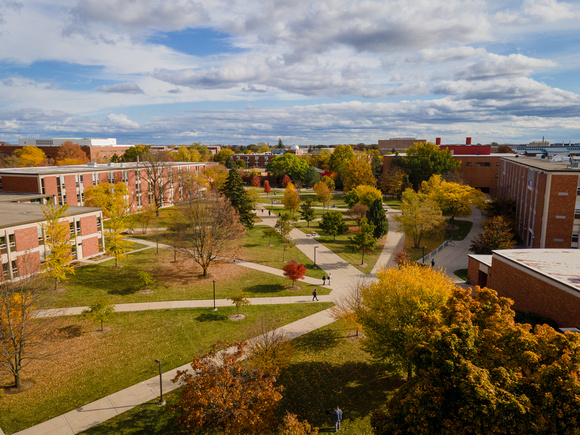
[0,0,580,146]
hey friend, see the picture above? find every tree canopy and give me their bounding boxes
[56,141,88,165]
[266,153,309,185]
[366,198,388,239]
[41,200,74,290]
[222,169,255,229]
[395,188,444,248]
[282,182,300,211]
[398,142,460,190]
[319,210,348,240]
[14,146,47,167]
[342,154,376,192]
[470,216,516,254]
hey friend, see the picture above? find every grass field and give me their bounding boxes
[0,303,332,434]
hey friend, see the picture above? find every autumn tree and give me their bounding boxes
[56,141,88,165]
[213,148,235,163]
[173,191,245,277]
[266,154,308,184]
[319,210,348,240]
[342,154,376,192]
[299,198,316,227]
[229,293,251,316]
[41,200,74,291]
[222,169,255,229]
[349,217,376,264]
[204,164,229,192]
[175,145,201,162]
[485,194,517,230]
[250,175,260,187]
[398,142,460,190]
[283,260,306,289]
[313,181,331,209]
[395,188,444,248]
[320,175,335,191]
[282,182,301,211]
[14,145,47,167]
[366,199,389,239]
[246,315,294,370]
[345,185,382,208]
[281,174,292,188]
[263,180,271,195]
[379,166,409,197]
[470,216,516,254]
[121,144,150,162]
[330,284,363,337]
[172,342,282,434]
[280,412,319,435]
[346,204,369,225]
[130,205,156,234]
[356,263,455,378]
[274,214,294,262]
[82,300,114,332]
[375,286,580,434]
[328,144,355,189]
[139,152,175,216]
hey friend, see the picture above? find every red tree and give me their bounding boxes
[264,180,271,195]
[281,175,291,188]
[251,175,260,187]
[283,260,306,288]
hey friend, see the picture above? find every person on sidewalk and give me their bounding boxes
[322,274,326,285]
[333,406,343,432]
[327,273,332,285]
[312,289,319,301]
[431,258,435,267]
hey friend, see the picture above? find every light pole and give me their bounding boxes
[422,246,426,264]
[154,359,166,406]
[212,280,217,311]
[314,246,318,267]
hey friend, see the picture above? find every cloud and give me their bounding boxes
[98,82,144,94]
[455,53,556,80]
[106,113,140,129]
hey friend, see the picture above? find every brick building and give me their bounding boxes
[498,156,580,249]
[0,161,213,211]
[468,249,580,328]
[1,202,104,281]
[378,138,426,153]
[231,153,275,168]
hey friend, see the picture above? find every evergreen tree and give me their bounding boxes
[366,199,388,239]
[277,138,285,149]
[299,198,316,227]
[222,169,255,229]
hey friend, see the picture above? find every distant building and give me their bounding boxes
[231,153,275,168]
[378,138,426,154]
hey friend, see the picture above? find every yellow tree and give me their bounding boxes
[313,181,331,209]
[395,188,444,248]
[204,165,228,191]
[14,146,47,167]
[84,182,132,267]
[175,145,201,162]
[342,154,376,192]
[282,182,300,211]
[330,284,363,337]
[42,200,74,291]
[421,175,486,226]
[356,263,455,378]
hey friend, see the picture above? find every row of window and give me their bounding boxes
[464,161,499,167]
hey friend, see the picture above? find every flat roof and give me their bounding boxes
[0,192,52,202]
[493,249,580,293]
[0,203,101,229]
[0,161,207,177]
[468,254,493,267]
[501,155,580,172]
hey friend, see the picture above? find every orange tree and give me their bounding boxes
[172,341,283,434]
[283,260,306,288]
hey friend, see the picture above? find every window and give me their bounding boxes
[0,176,3,190]
[122,171,128,183]
[476,162,491,167]
[465,162,472,166]
[2,262,9,278]
[75,175,80,187]
[0,235,6,254]
[8,234,15,249]
[108,172,114,183]
[76,220,81,235]
[11,260,18,278]
[41,178,46,194]
[93,173,99,185]
[496,162,500,166]
[97,217,102,232]
[572,234,579,243]
[69,222,75,236]
[37,227,44,245]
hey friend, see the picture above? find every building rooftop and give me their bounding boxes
[501,155,580,172]
[0,203,102,229]
[468,254,493,267]
[0,192,52,202]
[493,249,580,293]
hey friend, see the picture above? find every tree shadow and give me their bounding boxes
[57,324,83,338]
[244,283,286,293]
[195,312,228,322]
[293,329,341,352]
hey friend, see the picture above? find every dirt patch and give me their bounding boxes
[228,314,247,321]
[286,285,302,291]
[137,289,154,295]
[2,379,35,394]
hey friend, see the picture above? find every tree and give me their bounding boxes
[56,141,88,165]
[369,149,383,180]
[139,152,175,216]
[82,300,114,332]
[222,169,255,229]
[366,199,389,239]
[356,263,454,379]
[395,188,444,248]
[274,214,294,262]
[121,144,150,162]
[130,205,155,234]
[283,260,306,288]
[281,174,292,188]
[342,154,376,192]
[375,286,580,434]
[250,175,260,187]
[470,216,516,254]
[282,182,301,211]
[172,341,282,434]
[330,284,363,337]
[497,145,516,153]
[320,175,335,191]
[0,274,53,389]
[174,191,245,277]
[319,210,348,240]
[302,166,320,188]
[229,293,250,316]
[349,217,376,264]
[263,180,271,195]
[246,314,294,371]
[213,148,235,163]
[175,145,202,162]
[485,195,517,229]
[299,198,316,227]
[41,200,74,291]
[421,175,486,227]
[204,164,229,192]
[267,154,309,185]
[280,413,319,435]
[328,144,355,177]
[14,146,47,167]
[345,185,382,208]
[379,166,409,197]
[313,181,331,209]
[399,142,461,190]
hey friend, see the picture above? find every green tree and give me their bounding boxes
[299,198,316,227]
[320,175,335,191]
[41,200,74,291]
[82,300,114,332]
[345,185,382,208]
[357,263,454,379]
[399,142,460,190]
[319,210,348,240]
[229,293,251,316]
[366,198,388,239]
[214,148,235,163]
[14,146,47,167]
[328,145,355,189]
[282,182,301,211]
[221,169,255,229]
[395,188,444,248]
[276,138,285,149]
[266,154,309,184]
[470,216,516,254]
[175,145,201,162]
[302,166,320,188]
[369,149,383,180]
[349,217,377,264]
[342,154,376,192]
[121,144,149,162]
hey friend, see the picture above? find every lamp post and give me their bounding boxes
[154,359,166,406]
[212,280,217,311]
[314,246,318,267]
[422,246,426,264]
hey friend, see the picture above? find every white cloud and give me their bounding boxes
[98,82,144,94]
[455,53,556,80]
[106,113,140,129]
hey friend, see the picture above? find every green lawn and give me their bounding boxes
[47,249,330,308]
[454,269,468,280]
[261,191,349,210]
[79,322,399,435]
[406,219,473,261]
[0,304,332,434]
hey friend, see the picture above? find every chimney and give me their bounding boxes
[466,137,472,145]
[436,137,441,145]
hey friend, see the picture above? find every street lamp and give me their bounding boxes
[314,246,318,267]
[212,280,217,311]
[154,359,166,406]
[422,246,426,264]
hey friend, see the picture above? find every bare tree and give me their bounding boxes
[174,190,245,277]
[140,152,175,216]
[0,271,54,390]
[246,314,294,370]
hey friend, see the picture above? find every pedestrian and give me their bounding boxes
[327,273,332,285]
[268,210,271,216]
[312,288,319,301]
[322,274,326,285]
[279,212,281,217]
[333,406,343,432]
[431,258,435,267]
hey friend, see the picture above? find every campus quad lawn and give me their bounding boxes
[405,219,473,261]
[0,303,332,434]
[80,323,399,435]
[47,248,329,308]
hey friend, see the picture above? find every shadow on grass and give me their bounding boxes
[57,324,83,339]
[195,312,228,322]
[244,283,286,294]
[294,329,341,352]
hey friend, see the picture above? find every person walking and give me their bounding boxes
[322,274,326,285]
[333,406,343,432]
[327,273,332,285]
[431,258,435,268]
[312,288,319,301]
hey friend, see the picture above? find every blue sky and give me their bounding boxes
[0,0,579,145]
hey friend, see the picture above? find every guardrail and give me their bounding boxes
[418,237,453,264]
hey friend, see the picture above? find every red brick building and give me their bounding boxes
[498,156,580,249]
[468,249,580,328]
[0,202,104,281]
[231,153,276,168]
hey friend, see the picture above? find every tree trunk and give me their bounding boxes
[54,277,58,292]
[115,256,119,267]
[283,244,286,262]
[407,363,413,380]
[100,319,104,331]
[361,249,365,265]
[202,266,208,277]
[14,372,22,389]
[173,245,177,262]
